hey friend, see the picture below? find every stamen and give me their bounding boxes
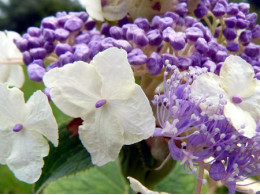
[13,123,23,132]
[232,96,243,104]
[95,99,107,108]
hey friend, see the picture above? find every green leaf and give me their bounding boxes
[119,140,176,188]
[34,122,93,193]
[43,161,129,194]
[154,162,208,194]
[0,165,33,193]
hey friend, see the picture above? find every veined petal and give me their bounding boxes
[109,85,155,145]
[224,102,256,138]
[43,61,102,118]
[91,47,135,100]
[84,0,104,21]
[102,0,128,21]
[6,131,49,183]
[24,90,58,146]
[239,83,260,123]
[0,84,26,125]
[0,65,24,88]
[190,73,227,112]
[79,108,124,166]
[220,55,256,98]
[0,129,14,164]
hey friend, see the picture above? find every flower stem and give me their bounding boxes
[195,166,204,194]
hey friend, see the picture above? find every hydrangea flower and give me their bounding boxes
[0,84,58,183]
[43,47,155,166]
[0,31,24,88]
[191,55,260,138]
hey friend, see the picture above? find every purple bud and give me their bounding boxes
[207,41,220,56]
[101,37,115,50]
[44,42,55,53]
[41,17,58,30]
[227,3,239,15]
[133,29,148,46]
[239,30,252,45]
[56,11,67,18]
[43,28,55,42]
[64,17,83,32]
[209,161,225,181]
[55,28,70,41]
[236,18,249,29]
[151,16,161,29]
[73,44,90,61]
[88,41,102,58]
[147,29,162,46]
[159,17,174,30]
[162,53,178,65]
[247,13,258,28]
[122,24,138,39]
[185,16,198,27]
[170,33,186,50]
[100,23,111,36]
[176,2,188,16]
[114,40,132,53]
[85,20,96,30]
[190,52,202,66]
[146,52,163,75]
[118,16,129,27]
[178,57,192,70]
[30,48,47,59]
[95,99,107,108]
[126,25,139,40]
[194,5,208,18]
[57,15,70,27]
[28,63,46,81]
[59,51,74,65]
[32,59,45,67]
[28,37,43,48]
[13,124,23,132]
[252,25,260,39]
[227,42,239,52]
[134,18,150,31]
[28,27,41,37]
[255,72,260,80]
[245,44,259,57]
[46,61,61,72]
[214,51,228,62]
[223,28,237,40]
[55,43,71,56]
[186,27,203,41]
[214,28,220,38]
[164,12,179,21]
[75,33,91,44]
[195,38,209,53]
[225,17,237,28]
[110,26,123,39]
[69,11,89,22]
[23,51,33,65]
[203,60,217,72]
[212,3,226,17]
[127,48,147,65]
[162,27,175,42]
[238,2,250,15]
[254,66,260,74]
[14,37,28,52]
[237,11,246,19]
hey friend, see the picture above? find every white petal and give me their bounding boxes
[224,102,256,138]
[0,129,14,164]
[91,47,135,99]
[84,0,104,21]
[110,85,155,145]
[0,65,24,88]
[24,90,58,146]
[43,61,102,118]
[190,73,227,112]
[127,176,167,194]
[239,82,260,124]
[220,55,256,98]
[6,131,49,183]
[79,108,124,166]
[102,0,128,21]
[0,84,26,125]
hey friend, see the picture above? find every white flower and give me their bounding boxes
[82,0,177,21]
[43,47,155,166]
[127,176,168,194]
[0,31,24,88]
[0,84,58,183]
[190,55,260,138]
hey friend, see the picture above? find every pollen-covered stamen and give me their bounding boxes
[232,96,243,104]
[13,123,23,132]
[95,99,107,108]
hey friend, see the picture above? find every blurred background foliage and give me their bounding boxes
[0,0,259,194]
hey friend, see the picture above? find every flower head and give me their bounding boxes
[0,84,58,183]
[191,55,260,138]
[43,47,155,166]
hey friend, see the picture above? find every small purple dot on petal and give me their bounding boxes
[95,99,107,108]
[13,124,23,132]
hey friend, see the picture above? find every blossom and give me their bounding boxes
[43,47,155,166]
[190,55,260,138]
[0,84,58,183]
[0,31,24,88]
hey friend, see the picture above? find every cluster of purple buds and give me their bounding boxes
[14,11,98,81]
[153,62,260,193]
[193,0,260,73]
